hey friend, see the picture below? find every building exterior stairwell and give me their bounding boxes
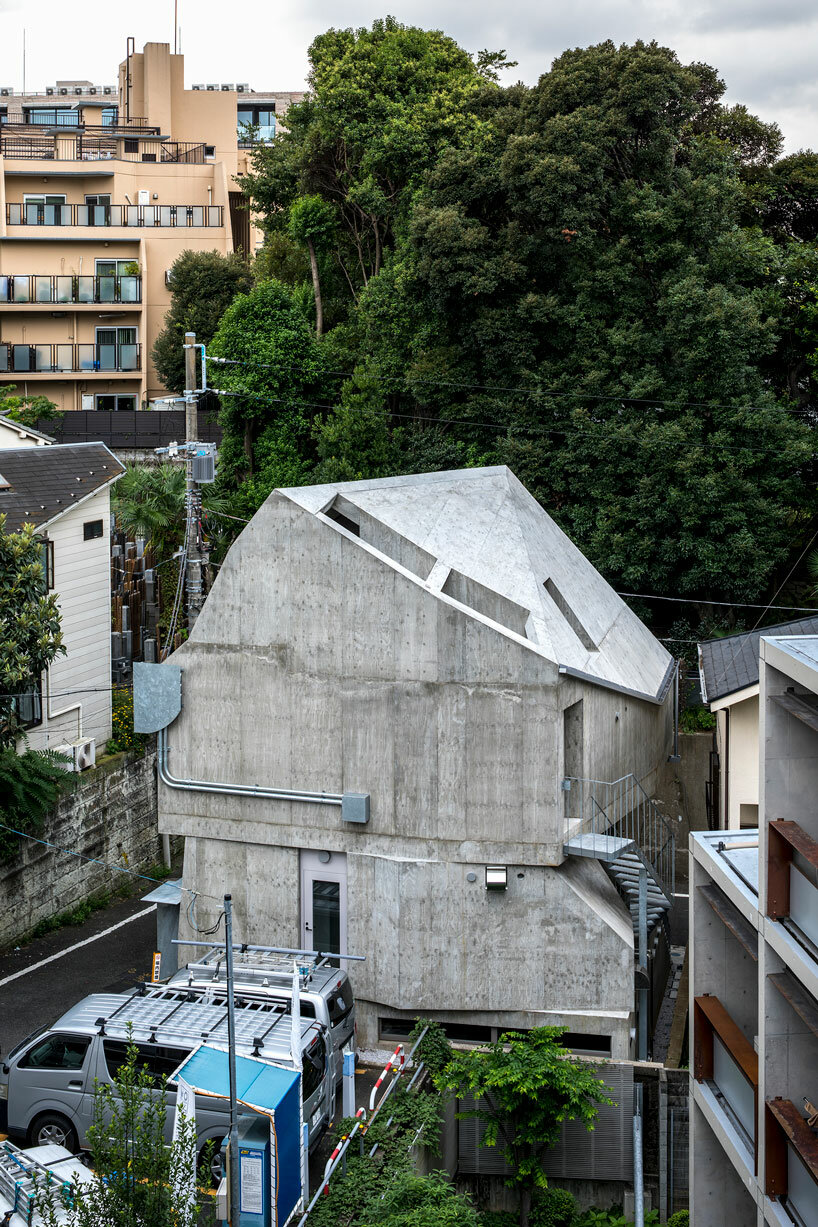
[562,773,677,1058]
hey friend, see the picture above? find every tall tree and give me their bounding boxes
[152,249,252,394]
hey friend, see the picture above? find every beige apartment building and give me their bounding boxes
[0,42,302,412]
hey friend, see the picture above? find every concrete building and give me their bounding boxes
[0,44,301,411]
[689,633,818,1226]
[153,466,680,1055]
[698,617,818,830]
[0,442,124,754]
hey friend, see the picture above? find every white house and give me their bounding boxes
[0,443,124,758]
[0,414,54,449]
[153,467,680,1056]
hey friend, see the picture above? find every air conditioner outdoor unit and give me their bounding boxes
[54,737,96,772]
[221,84,234,91]
[89,87,97,95]
[236,84,249,93]
[206,84,218,91]
[74,87,83,95]
[103,86,113,95]
[46,87,55,96]
[0,88,9,97]
[192,84,203,90]
[59,87,68,95]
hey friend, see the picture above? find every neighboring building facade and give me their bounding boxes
[0,442,124,755]
[155,466,677,1055]
[698,617,818,830]
[689,634,818,1226]
[0,44,302,411]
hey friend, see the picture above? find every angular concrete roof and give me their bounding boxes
[698,613,818,704]
[281,466,673,700]
[0,442,123,532]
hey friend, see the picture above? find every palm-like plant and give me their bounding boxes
[112,463,243,567]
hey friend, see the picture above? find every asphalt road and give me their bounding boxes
[0,893,157,1057]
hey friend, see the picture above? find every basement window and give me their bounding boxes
[379,1017,493,1045]
[543,578,598,652]
[555,1032,611,1056]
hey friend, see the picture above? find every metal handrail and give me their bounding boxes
[6,201,223,228]
[0,341,141,374]
[0,135,210,163]
[563,773,676,897]
[0,273,141,305]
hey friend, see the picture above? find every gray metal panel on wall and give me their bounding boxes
[133,662,182,733]
[457,1063,634,1181]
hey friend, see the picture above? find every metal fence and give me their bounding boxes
[0,274,141,305]
[6,202,223,227]
[40,409,222,449]
[0,135,209,162]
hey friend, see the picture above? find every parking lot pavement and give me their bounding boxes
[0,894,157,1056]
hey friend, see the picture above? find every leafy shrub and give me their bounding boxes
[531,1186,577,1227]
[667,1213,689,1227]
[106,686,146,756]
[680,705,716,732]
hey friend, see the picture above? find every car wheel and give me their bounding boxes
[29,1112,78,1152]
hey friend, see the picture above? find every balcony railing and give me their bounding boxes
[0,274,141,305]
[766,1098,818,1224]
[1,113,156,133]
[6,202,223,228]
[694,994,758,1165]
[768,819,818,951]
[0,342,141,374]
[0,134,209,163]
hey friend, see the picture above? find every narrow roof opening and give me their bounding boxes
[544,578,597,652]
[324,500,360,537]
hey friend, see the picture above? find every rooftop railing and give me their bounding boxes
[0,341,141,374]
[1,113,156,133]
[0,274,141,305]
[0,134,210,162]
[6,202,223,228]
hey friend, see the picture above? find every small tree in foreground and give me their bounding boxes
[437,1028,614,1227]
[34,1037,213,1227]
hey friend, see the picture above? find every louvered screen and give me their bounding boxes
[457,1062,634,1181]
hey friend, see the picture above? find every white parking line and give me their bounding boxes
[0,905,156,989]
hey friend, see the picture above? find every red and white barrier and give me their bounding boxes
[368,1045,404,1112]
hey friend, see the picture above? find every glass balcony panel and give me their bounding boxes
[713,1035,755,1141]
[55,276,73,303]
[159,206,173,227]
[0,275,9,303]
[110,206,124,226]
[34,277,53,303]
[91,205,109,227]
[790,864,818,949]
[12,278,31,303]
[24,203,42,225]
[125,205,140,227]
[207,205,221,226]
[0,344,9,371]
[34,345,53,372]
[119,343,139,370]
[173,208,187,227]
[97,276,116,303]
[76,205,90,227]
[77,344,96,371]
[96,344,116,370]
[13,345,33,372]
[76,276,94,304]
[142,206,158,227]
[788,1146,818,1227]
[7,204,22,225]
[119,276,140,303]
[189,206,204,226]
[43,204,59,226]
[258,123,276,142]
[55,344,74,371]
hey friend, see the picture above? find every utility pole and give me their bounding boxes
[183,331,204,627]
[224,895,240,1227]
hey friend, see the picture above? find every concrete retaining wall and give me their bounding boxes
[0,747,160,948]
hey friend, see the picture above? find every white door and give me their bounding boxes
[300,850,347,958]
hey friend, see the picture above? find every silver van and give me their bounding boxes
[169,947,356,1085]
[0,984,333,1171]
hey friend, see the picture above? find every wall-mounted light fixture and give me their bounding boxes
[485,865,507,891]
[318,850,331,864]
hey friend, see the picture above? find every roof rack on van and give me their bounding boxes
[88,985,321,1058]
[173,940,365,963]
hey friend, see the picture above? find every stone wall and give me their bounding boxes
[0,747,159,948]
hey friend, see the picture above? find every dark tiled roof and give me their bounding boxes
[0,442,124,532]
[699,614,818,704]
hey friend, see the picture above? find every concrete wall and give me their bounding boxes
[0,747,159,947]
[162,485,674,1053]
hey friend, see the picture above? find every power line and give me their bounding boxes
[617,592,818,613]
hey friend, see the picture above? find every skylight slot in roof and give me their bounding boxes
[442,568,530,637]
[544,578,597,652]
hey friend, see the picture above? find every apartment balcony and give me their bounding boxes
[0,133,211,163]
[694,994,759,1167]
[0,341,140,375]
[6,202,224,228]
[0,274,141,307]
[1,112,157,135]
[768,819,818,961]
[766,1098,818,1226]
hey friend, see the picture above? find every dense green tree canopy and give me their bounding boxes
[152,249,253,394]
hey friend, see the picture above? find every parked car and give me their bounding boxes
[169,947,356,1085]
[0,984,333,1172]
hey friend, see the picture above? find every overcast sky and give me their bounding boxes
[0,0,815,152]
